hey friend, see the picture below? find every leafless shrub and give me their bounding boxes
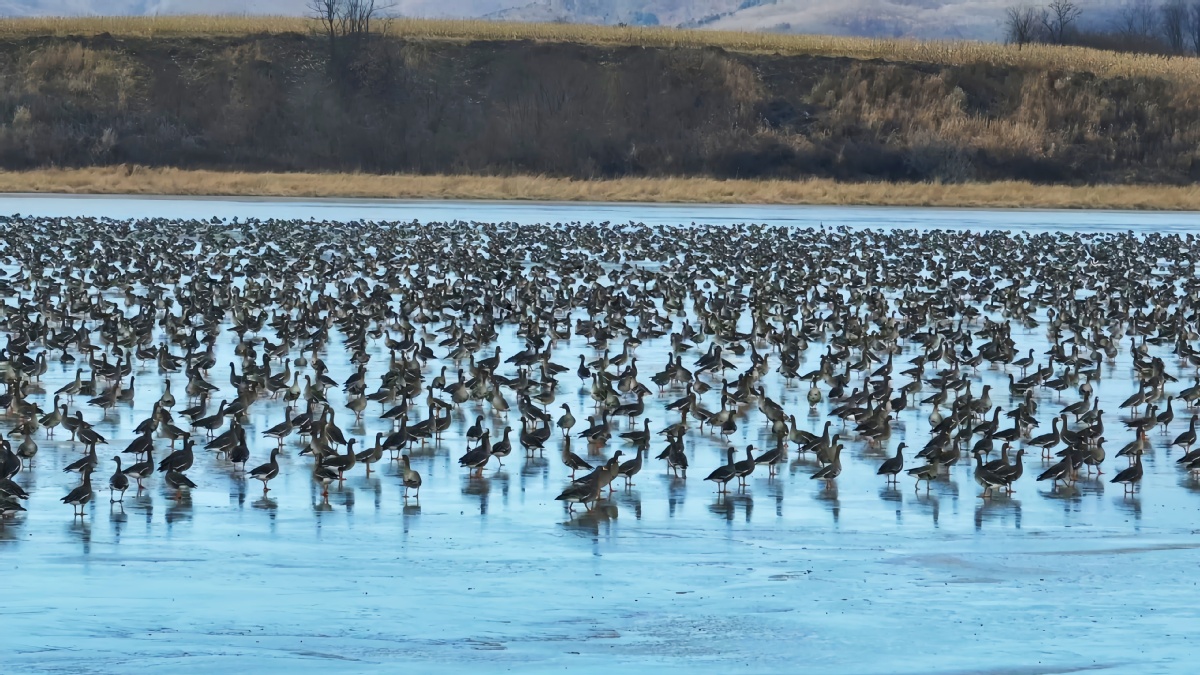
[1162,1,1189,52]
[1005,5,1043,47]
[1041,0,1081,44]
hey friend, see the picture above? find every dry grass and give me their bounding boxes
[1,166,1197,210]
[1,16,1198,86]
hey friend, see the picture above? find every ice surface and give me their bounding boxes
[3,197,1200,674]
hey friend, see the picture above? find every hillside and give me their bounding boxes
[0,0,1130,41]
[0,18,1198,187]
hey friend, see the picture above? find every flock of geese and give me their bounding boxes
[0,216,1196,524]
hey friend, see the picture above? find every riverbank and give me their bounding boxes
[2,167,1199,210]
[0,23,1197,189]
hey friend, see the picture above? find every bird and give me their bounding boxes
[164,470,196,499]
[8,207,1200,534]
[108,456,129,502]
[877,443,905,485]
[705,448,738,494]
[556,453,621,511]
[355,433,384,475]
[401,455,422,499]
[908,458,939,491]
[733,445,757,490]
[459,431,492,475]
[61,466,93,517]
[1111,455,1143,495]
[560,439,593,479]
[123,450,155,490]
[321,438,357,479]
[811,443,843,487]
[249,448,281,494]
[157,436,195,474]
[617,446,644,488]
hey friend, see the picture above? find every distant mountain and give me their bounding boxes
[0,1,513,18]
[491,0,1128,41]
[0,0,1127,42]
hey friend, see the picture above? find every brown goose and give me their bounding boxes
[249,448,281,493]
[705,447,737,494]
[61,465,93,517]
[876,442,905,485]
[1111,455,1143,495]
[108,456,129,502]
[401,455,422,499]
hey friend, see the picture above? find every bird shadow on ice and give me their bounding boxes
[0,515,24,542]
[974,495,1021,531]
[660,474,686,517]
[813,484,839,524]
[615,489,642,520]
[912,491,941,527]
[709,493,752,522]
[1112,494,1142,527]
[879,486,903,525]
[165,494,193,526]
[66,518,91,553]
[520,455,549,482]
[561,501,618,537]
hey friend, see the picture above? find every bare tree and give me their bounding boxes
[1163,0,1189,52]
[345,0,380,36]
[1005,5,1042,47]
[1189,1,1200,53]
[1118,0,1159,41]
[1041,0,1082,44]
[309,0,340,59]
[307,0,391,64]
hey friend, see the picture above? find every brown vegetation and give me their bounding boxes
[4,166,1200,210]
[0,18,1197,191]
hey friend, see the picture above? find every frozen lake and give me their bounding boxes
[4,196,1200,674]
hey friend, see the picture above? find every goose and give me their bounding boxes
[401,455,422,498]
[811,443,843,487]
[1037,453,1076,488]
[16,434,36,469]
[1111,455,1143,495]
[733,445,757,489]
[973,450,1006,499]
[262,408,294,446]
[61,466,93,517]
[1157,396,1175,433]
[617,446,644,488]
[108,456,129,502]
[806,378,823,408]
[908,458,940,491]
[312,462,339,498]
[555,467,605,512]
[753,440,786,478]
[123,450,154,489]
[459,431,492,475]
[249,448,281,493]
[490,427,513,465]
[321,438,357,479]
[876,442,905,485]
[228,426,251,471]
[164,469,196,499]
[556,404,576,436]
[355,433,385,475]
[1172,415,1198,451]
[705,447,738,494]
[465,415,486,447]
[63,443,97,475]
[157,437,195,474]
[560,438,593,479]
